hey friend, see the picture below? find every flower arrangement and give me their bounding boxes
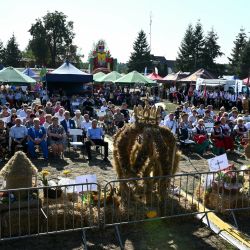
[215,171,244,185]
[214,168,245,194]
[62,170,71,177]
[146,210,157,219]
[40,170,50,186]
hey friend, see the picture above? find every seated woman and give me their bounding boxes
[113,108,125,129]
[178,113,192,141]
[233,117,248,149]
[0,105,10,118]
[47,116,66,158]
[6,114,17,130]
[0,120,9,161]
[203,110,214,123]
[211,121,225,155]
[220,117,234,151]
[27,118,48,159]
[192,119,209,155]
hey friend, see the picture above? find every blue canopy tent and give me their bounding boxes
[46,61,93,94]
[22,68,40,81]
[22,68,37,77]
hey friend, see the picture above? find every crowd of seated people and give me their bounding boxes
[0,92,133,162]
[1,83,250,161]
[161,102,250,156]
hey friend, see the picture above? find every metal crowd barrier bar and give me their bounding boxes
[103,170,250,227]
[0,182,101,242]
[0,170,249,244]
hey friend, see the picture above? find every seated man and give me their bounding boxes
[61,111,76,146]
[81,114,92,139]
[163,112,177,135]
[61,111,76,133]
[27,118,48,159]
[85,119,109,162]
[9,117,28,154]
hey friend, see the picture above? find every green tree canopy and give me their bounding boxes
[0,40,4,65]
[228,28,247,75]
[202,28,223,74]
[176,24,195,72]
[239,39,250,78]
[29,19,49,66]
[127,30,152,73]
[29,11,75,67]
[3,34,22,67]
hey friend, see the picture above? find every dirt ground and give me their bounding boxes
[0,218,236,250]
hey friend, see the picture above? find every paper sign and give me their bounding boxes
[208,153,229,171]
[75,174,97,192]
[58,178,76,193]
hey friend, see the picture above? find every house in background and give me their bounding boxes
[151,55,176,76]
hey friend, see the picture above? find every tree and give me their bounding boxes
[239,39,250,78]
[228,28,247,75]
[192,20,205,70]
[29,19,50,66]
[29,11,75,67]
[127,30,152,73]
[202,28,223,75]
[0,40,4,64]
[117,62,128,74]
[3,34,22,67]
[176,24,195,72]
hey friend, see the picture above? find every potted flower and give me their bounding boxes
[214,170,244,194]
[40,170,62,199]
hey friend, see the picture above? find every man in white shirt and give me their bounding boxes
[182,102,191,114]
[81,114,92,138]
[163,113,177,135]
[10,118,28,154]
[197,104,205,117]
[188,109,198,126]
[100,101,108,113]
[18,104,29,118]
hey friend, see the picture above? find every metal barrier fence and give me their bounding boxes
[0,183,101,242]
[0,170,249,244]
[103,170,250,227]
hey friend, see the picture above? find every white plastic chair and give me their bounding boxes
[68,129,84,157]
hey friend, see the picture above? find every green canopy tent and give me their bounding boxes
[115,70,156,86]
[0,67,36,85]
[93,72,105,82]
[95,71,122,83]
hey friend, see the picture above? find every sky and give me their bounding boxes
[0,0,249,64]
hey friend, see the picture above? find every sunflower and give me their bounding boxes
[63,170,71,176]
[146,210,157,219]
[41,170,50,176]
